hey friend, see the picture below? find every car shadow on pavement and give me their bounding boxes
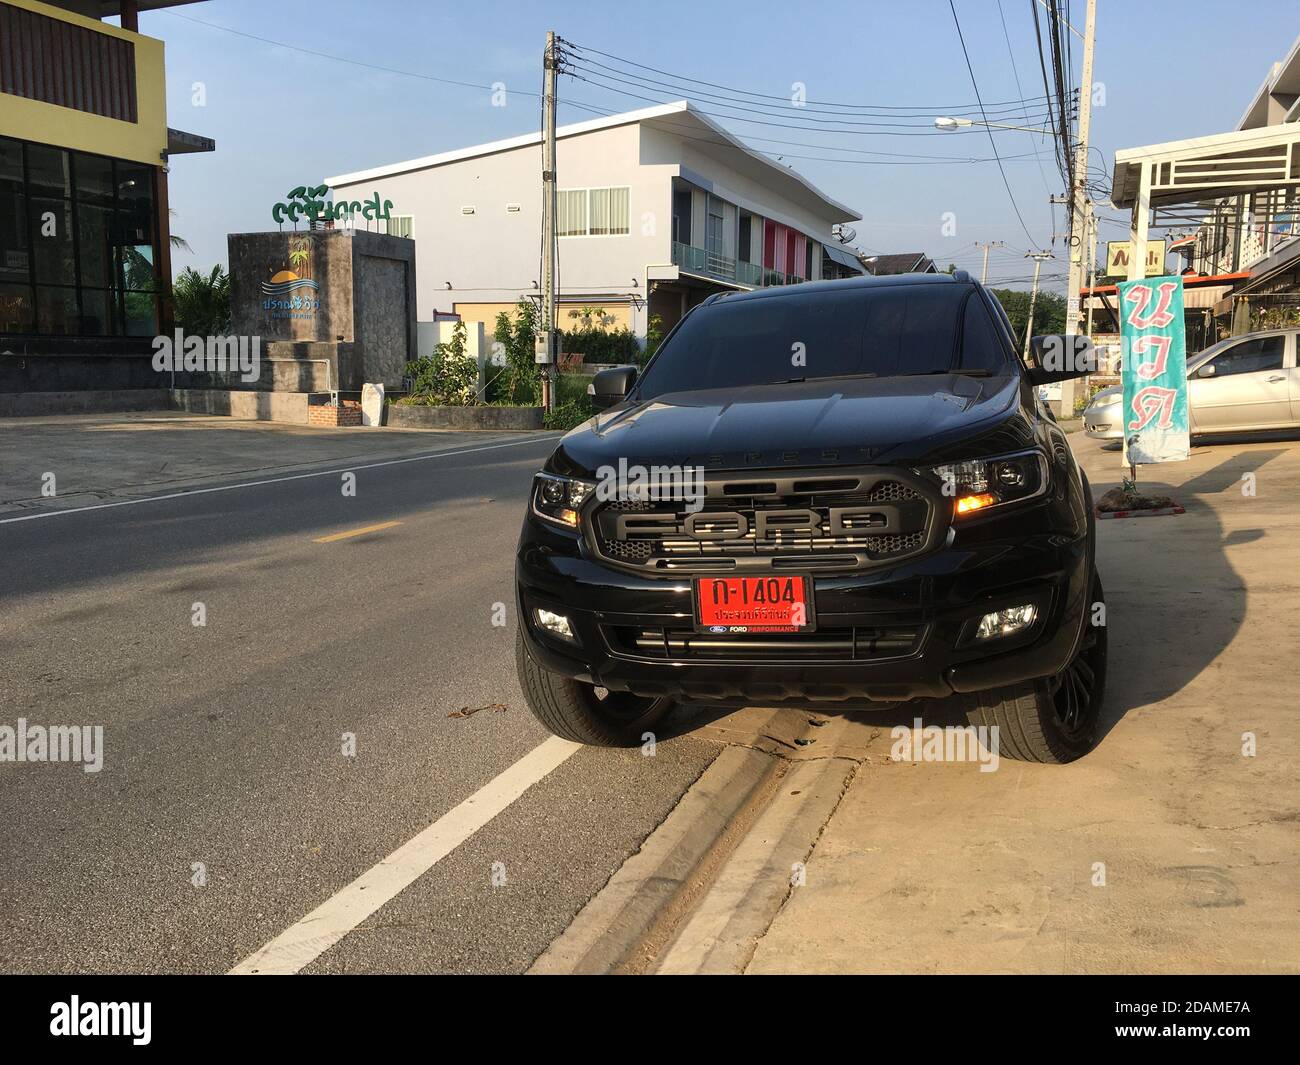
[669,447,1287,758]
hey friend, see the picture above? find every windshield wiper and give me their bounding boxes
[781,372,879,384]
[902,368,994,377]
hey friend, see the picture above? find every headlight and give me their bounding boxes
[927,450,1048,518]
[531,473,596,529]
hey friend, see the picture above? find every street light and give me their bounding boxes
[934,116,1053,135]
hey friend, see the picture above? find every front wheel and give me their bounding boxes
[961,574,1108,764]
[515,629,676,746]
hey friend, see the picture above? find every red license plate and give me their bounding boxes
[693,575,815,634]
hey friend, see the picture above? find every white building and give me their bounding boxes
[1181,36,1300,288]
[324,101,865,344]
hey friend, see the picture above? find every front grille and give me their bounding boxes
[590,471,938,574]
[606,624,922,663]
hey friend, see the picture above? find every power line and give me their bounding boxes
[568,52,1060,122]
[567,61,1058,129]
[163,10,521,98]
[996,0,1059,230]
[566,39,1063,111]
[947,0,1041,246]
[561,95,1056,167]
[567,68,1043,137]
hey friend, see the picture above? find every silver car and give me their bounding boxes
[1084,328,1300,440]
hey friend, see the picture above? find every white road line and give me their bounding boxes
[229,737,581,975]
[0,435,561,526]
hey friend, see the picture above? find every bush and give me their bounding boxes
[560,325,640,364]
[555,373,592,407]
[403,320,478,406]
[544,399,595,431]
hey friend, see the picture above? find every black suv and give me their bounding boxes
[515,273,1105,763]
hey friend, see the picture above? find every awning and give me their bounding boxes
[1112,123,1300,209]
[1081,271,1249,296]
[1239,236,1300,292]
[167,128,216,156]
[823,243,866,272]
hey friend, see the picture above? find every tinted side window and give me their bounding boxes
[961,293,1012,373]
[1211,336,1284,377]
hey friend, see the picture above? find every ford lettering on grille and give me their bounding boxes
[592,476,937,574]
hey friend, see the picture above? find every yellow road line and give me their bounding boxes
[313,520,403,543]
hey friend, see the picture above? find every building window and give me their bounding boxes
[589,187,629,235]
[672,187,692,244]
[558,186,629,237]
[0,135,160,337]
[387,214,414,238]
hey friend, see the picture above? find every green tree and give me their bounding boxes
[172,265,231,335]
[491,300,541,405]
[989,287,1067,345]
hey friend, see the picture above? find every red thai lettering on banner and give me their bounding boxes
[1127,386,1177,431]
[1132,334,1172,380]
[1123,281,1177,329]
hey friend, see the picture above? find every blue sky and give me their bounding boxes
[137,0,1297,292]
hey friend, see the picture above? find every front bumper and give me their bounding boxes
[516,497,1092,706]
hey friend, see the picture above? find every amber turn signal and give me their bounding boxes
[955,492,997,515]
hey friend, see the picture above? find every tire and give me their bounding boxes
[961,573,1108,764]
[515,628,676,747]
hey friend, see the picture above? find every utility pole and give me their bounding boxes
[975,240,1006,284]
[1061,0,1097,410]
[1023,250,1055,359]
[1084,206,1098,336]
[539,30,559,412]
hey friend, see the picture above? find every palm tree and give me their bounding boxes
[169,208,191,253]
[172,265,231,335]
[288,242,311,279]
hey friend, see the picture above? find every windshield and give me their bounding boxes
[636,282,1012,399]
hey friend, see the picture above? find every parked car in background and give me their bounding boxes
[1084,327,1300,440]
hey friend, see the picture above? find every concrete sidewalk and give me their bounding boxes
[747,432,1300,974]
[0,411,549,516]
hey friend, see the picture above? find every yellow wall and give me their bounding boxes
[0,0,167,166]
[453,300,633,332]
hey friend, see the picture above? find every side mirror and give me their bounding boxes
[1026,334,1096,385]
[1197,363,1216,378]
[588,365,637,410]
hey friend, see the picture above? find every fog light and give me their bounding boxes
[534,608,575,641]
[975,604,1037,640]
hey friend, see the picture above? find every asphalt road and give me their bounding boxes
[0,433,720,974]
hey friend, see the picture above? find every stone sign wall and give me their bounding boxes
[228,229,416,390]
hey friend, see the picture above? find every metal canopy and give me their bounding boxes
[1112,123,1300,209]
[1111,123,1300,283]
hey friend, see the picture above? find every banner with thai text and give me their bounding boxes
[1119,275,1190,465]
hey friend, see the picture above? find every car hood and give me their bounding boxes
[549,373,1025,476]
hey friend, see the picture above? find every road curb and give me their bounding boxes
[654,754,859,974]
[528,742,788,975]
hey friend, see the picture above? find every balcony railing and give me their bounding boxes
[671,241,805,289]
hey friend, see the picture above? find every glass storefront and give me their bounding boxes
[0,136,161,337]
